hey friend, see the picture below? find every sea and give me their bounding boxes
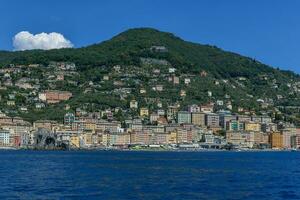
[0,150,299,200]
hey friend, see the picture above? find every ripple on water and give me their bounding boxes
[0,150,300,199]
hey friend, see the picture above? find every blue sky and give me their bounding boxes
[1,0,300,73]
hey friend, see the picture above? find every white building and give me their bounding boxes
[184,78,191,85]
[38,93,47,101]
[0,129,12,146]
[208,91,212,97]
[130,100,138,109]
[168,68,176,73]
[188,105,200,113]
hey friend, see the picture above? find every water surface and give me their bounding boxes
[0,150,299,199]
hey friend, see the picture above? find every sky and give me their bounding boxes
[0,0,300,73]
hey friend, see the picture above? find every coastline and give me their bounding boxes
[0,147,297,153]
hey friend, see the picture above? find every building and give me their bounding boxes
[177,129,193,144]
[157,109,165,116]
[219,114,237,129]
[270,132,283,149]
[155,85,163,91]
[109,132,130,146]
[140,108,149,117]
[191,112,205,127]
[172,76,179,84]
[251,116,262,123]
[244,122,261,132]
[64,113,75,125]
[150,113,159,124]
[226,131,255,148]
[151,133,168,144]
[207,91,212,97]
[226,120,244,131]
[130,100,138,109]
[200,70,207,77]
[261,116,272,124]
[203,132,215,144]
[295,129,300,148]
[167,106,179,121]
[39,90,72,103]
[200,104,214,113]
[237,115,251,122]
[166,131,177,144]
[0,129,11,146]
[291,130,300,149]
[34,120,57,130]
[184,78,191,85]
[169,67,176,73]
[261,123,277,133]
[281,129,292,149]
[156,101,162,108]
[205,113,220,128]
[177,111,191,124]
[70,135,80,148]
[156,116,168,125]
[188,105,201,113]
[180,90,186,97]
[253,132,269,147]
[216,100,224,106]
[132,130,151,145]
[226,131,242,146]
[56,74,64,80]
[7,101,15,106]
[35,103,45,109]
[103,75,109,81]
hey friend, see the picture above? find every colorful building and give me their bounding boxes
[177,111,191,124]
[245,122,261,132]
[0,129,11,146]
[191,112,205,127]
[226,120,244,131]
[205,113,220,128]
[270,132,283,149]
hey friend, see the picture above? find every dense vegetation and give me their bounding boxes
[1,28,300,123]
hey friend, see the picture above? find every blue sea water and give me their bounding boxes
[0,151,299,200]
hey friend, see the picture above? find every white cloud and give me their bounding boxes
[13,31,73,51]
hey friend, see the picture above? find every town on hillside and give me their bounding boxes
[0,102,298,150]
[0,61,300,150]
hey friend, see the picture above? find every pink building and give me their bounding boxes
[282,130,292,149]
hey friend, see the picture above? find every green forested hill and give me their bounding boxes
[0,28,299,123]
[0,28,297,77]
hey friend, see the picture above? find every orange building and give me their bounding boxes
[270,132,283,149]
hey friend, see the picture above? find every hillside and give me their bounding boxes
[0,28,300,123]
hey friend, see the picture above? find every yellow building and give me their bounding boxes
[140,107,149,117]
[270,132,283,149]
[101,133,109,146]
[245,122,261,132]
[84,132,93,146]
[226,131,255,148]
[177,129,188,144]
[191,112,205,127]
[166,131,177,144]
[70,135,80,148]
[254,132,269,145]
[84,122,96,132]
[33,120,57,130]
[109,133,130,145]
